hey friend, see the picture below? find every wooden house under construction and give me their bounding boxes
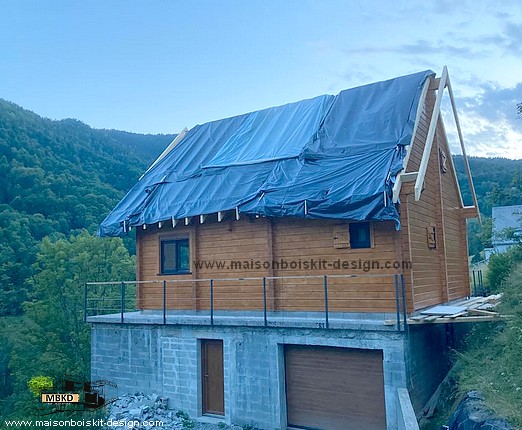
[89,68,480,430]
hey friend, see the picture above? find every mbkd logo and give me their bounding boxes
[41,393,80,403]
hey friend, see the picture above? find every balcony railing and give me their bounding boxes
[84,273,408,331]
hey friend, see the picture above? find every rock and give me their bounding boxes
[447,391,514,430]
[104,392,242,430]
[128,408,141,418]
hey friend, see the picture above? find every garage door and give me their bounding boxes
[284,345,386,430]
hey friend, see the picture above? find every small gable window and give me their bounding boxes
[349,222,372,249]
[427,224,437,249]
[160,238,190,274]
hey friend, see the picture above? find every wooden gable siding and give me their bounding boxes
[136,217,401,313]
[437,124,471,301]
[400,89,444,311]
[399,89,470,311]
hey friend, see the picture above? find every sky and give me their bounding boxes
[1,0,521,158]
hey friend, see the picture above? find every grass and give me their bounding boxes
[452,263,522,428]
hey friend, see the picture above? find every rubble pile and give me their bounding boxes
[105,393,243,430]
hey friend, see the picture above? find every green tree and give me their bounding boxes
[479,217,493,249]
[487,244,522,290]
[4,231,135,420]
[0,98,172,316]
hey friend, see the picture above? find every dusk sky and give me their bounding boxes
[1,0,521,158]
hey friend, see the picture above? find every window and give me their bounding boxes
[160,238,190,274]
[349,222,371,249]
[427,224,437,249]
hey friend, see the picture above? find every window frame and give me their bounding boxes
[160,237,191,275]
[348,222,372,249]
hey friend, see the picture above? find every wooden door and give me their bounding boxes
[285,345,386,430]
[201,339,224,415]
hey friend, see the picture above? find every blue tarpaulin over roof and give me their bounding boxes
[99,70,434,237]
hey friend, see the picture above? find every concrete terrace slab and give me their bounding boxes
[86,310,399,331]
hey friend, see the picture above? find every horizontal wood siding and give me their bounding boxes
[137,217,401,313]
[401,90,444,311]
[272,218,399,312]
[401,89,470,311]
[438,125,471,300]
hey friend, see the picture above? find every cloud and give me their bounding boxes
[464,21,522,56]
[462,117,522,159]
[449,82,522,159]
[341,39,484,59]
[440,77,522,158]
[459,82,522,131]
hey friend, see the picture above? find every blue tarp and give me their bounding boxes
[99,70,434,237]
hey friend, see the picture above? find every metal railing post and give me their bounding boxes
[262,277,267,327]
[394,274,401,332]
[401,274,407,332]
[163,280,167,325]
[323,275,329,329]
[472,270,477,296]
[84,283,88,322]
[210,279,214,326]
[120,281,125,324]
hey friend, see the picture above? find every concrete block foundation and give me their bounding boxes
[91,318,451,430]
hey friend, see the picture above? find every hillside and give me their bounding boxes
[0,99,174,316]
[0,98,521,427]
[1,96,521,317]
[454,155,522,216]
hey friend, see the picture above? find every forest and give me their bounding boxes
[0,98,521,425]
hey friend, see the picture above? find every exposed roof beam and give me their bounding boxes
[392,76,431,202]
[446,73,481,224]
[413,66,481,223]
[414,67,448,201]
[199,214,207,224]
[462,206,479,219]
[140,128,188,180]
[217,211,225,222]
[400,171,418,183]
[428,77,442,91]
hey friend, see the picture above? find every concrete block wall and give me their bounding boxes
[405,324,451,412]
[91,323,416,430]
[91,325,164,399]
[162,335,199,416]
